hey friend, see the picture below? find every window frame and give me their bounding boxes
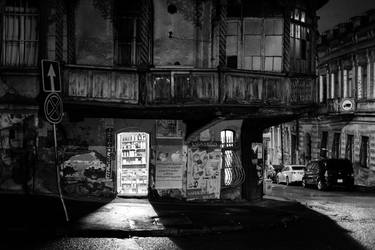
[114,1,139,66]
[0,0,40,67]
[289,7,313,73]
[225,17,284,72]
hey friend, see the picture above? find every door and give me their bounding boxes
[117,132,149,197]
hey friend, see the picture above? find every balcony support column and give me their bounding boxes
[241,118,263,201]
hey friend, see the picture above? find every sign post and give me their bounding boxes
[41,60,69,222]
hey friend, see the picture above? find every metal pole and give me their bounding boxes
[280,124,284,164]
[54,124,69,222]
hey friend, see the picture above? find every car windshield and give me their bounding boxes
[292,166,305,170]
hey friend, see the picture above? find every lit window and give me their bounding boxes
[1,0,39,66]
[221,130,234,148]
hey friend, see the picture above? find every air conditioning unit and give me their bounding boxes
[339,98,355,112]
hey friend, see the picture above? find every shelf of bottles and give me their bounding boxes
[118,132,149,196]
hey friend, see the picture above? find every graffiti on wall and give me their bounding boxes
[187,142,222,200]
[61,151,114,197]
[0,113,36,192]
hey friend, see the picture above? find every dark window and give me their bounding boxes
[360,136,369,168]
[1,0,39,66]
[305,133,311,161]
[322,75,327,102]
[290,8,312,73]
[345,134,353,162]
[320,131,328,158]
[332,133,340,159]
[115,1,139,65]
[361,64,367,99]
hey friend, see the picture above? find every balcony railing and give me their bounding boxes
[63,65,317,108]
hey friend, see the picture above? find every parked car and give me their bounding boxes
[302,159,354,191]
[276,165,305,185]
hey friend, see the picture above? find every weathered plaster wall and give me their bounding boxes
[154,0,196,66]
[299,118,375,187]
[0,113,38,193]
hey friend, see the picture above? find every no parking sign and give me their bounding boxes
[44,92,63,124]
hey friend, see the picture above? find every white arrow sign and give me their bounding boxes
[48,64,56,92]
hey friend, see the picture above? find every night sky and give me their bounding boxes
[317,0,375,32]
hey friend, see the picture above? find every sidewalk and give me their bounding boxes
[0,193,307,238]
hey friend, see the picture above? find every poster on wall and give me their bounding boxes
[186,141,222,200]
[156,120,183,138]
[155,145,185,189]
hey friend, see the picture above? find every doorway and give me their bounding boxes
[117,132,149,197]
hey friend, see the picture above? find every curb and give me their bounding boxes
[57,225,245,238]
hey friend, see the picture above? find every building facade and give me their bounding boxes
[270,9,375,188]
[0,0,326,201]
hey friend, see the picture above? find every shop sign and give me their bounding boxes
[105,128,113,179]
[187,142,222,200]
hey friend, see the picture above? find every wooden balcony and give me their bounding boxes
[63,65,318,119]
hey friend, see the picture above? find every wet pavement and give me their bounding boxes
[268,183,375,250]
[0,192,372,249]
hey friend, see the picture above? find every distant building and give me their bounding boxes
[269,9,375,187]
[0,0,327,201]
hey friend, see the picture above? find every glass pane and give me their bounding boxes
[118,44,132,65]
[244,35,261,56]
[265,19,283,35]
[295,25,301,39]
[226,36,238,56]
[265,36,282,56]
[273,57,282,72]
[294,8,300,21]
[252,56,261,71]
[244,18,262,34]
[290,24,294,37]
[265,57,273,71]
[118,18,134,42]
[227,21,239,36]
[301,11,306,23]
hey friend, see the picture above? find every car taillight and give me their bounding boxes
[292,172,296,174]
